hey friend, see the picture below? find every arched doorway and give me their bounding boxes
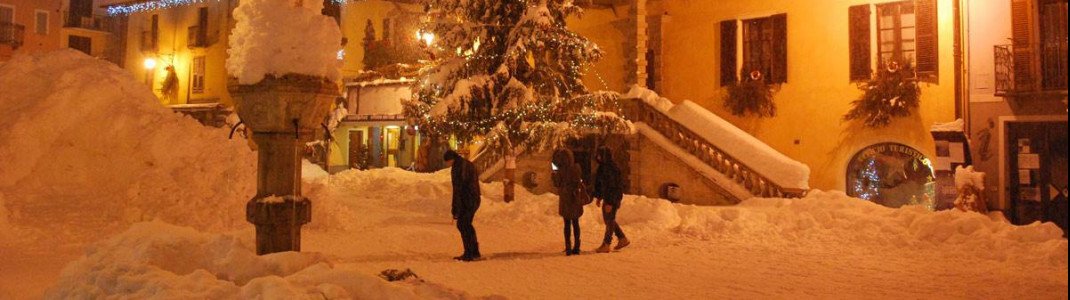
[846,143,936,210]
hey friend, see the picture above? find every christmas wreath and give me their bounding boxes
[723,70,777,118]
[844,62,921,127]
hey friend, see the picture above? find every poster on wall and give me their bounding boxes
[846,143,937,210]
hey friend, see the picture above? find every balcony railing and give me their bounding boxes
[187,26,210,48]
[995,44,1068,97]
[64,12,116,32]
[0,22,25,49]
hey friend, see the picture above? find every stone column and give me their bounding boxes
[229,75,338,255]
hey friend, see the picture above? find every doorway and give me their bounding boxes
[348,130,366,170]
[1006,121,1068,235]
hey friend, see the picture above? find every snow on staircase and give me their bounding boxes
[622,87,810,199]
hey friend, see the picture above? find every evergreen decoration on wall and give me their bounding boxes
[843,62,921,128]
[723,70,777,118]
[404,0,631,156]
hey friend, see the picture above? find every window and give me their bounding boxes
[1,5,14,24]
[35,10,48,35]
[382,18,392,43]
[68,35,91,54]
[191,56,206,94]
[1038,0,1068,90]
[877,1,916,68]
[849,0,938,82]
[731,13,791,84]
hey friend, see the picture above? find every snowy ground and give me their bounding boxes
[1,51,1068,299]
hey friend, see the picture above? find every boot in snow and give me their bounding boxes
[614,238,631,250]
[595,243,613,253]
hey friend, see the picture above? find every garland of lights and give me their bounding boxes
[107,0,351,15]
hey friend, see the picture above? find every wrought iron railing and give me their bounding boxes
[64,12,116,32]
[995,44,1068,96]
[622,98,808,198]
[188,26,209,48]
[0,22,25,49]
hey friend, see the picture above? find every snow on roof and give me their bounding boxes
[624,86,811,190]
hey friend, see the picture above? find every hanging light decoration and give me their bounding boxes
[108,0,351,16]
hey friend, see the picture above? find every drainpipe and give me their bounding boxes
[953,0,969,136]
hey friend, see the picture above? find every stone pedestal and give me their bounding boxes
[229,75,338,255]
[246,196,311,255]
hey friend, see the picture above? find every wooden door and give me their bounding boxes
[348,130,366,170]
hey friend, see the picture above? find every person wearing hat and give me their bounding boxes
[444,150,482,261]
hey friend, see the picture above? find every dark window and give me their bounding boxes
[323,0,342,25]
[741,14,787,84]
[68,35,91,54]
[1,5,14,24]
[35,11,48,35]
[1039,0,1068,90]
[382,18,392,43]
[191,56,206,94]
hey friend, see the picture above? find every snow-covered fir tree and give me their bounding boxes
[404,0,631,160]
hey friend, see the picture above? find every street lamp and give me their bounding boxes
[143,58,157,70]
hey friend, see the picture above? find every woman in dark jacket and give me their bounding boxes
[553,149,585,255]
[594,148,629,253]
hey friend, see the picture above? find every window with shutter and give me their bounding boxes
[876,1,917,69]
[1011,0,1039,91]
[1038,0,1068,90]
[720,20,737,86]
[849,5,872,81]
[191,56,206,94]
[915,0,938,81]
[742,14,787,84]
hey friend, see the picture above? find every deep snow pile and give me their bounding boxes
[227,0,343,84]
[623,86,810,190]
[45,222,483,299]
[0,50,256,238]
[329,169,1067,268]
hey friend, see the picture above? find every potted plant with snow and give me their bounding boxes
[226,0,343,255]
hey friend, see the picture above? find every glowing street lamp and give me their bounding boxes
[143,58,158,70]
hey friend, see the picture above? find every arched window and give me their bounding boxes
[846,143,936,210]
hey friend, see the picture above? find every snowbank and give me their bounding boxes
[623,86,810,190]
[621,190,1066,267]
[45,221,481,299]
[325,169,1065,268]
[227,0,343,84]
[0,50,258,234]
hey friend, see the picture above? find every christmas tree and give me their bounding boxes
[405,0,631,201]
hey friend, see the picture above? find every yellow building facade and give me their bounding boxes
[115,0,236,106]
[647,0,963,192]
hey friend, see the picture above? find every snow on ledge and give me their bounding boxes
[624,86,811,190]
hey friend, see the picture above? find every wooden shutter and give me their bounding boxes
[769,13,788,84]
[849,5,872,81]
[1011,0,1038,91]
[720,20,738,86]
[915,0,939,81]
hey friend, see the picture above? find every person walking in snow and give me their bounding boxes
[553,149,586,256]
[593,148,629,253]
[445,150,482,261]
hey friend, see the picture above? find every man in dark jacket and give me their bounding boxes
[445,150,482,261]
[594,148,629,253]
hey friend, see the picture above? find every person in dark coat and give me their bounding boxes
[553,149,585,255]
[445,150,481,261]
[593,148,629,253]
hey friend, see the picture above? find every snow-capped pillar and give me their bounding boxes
[229,76,338,255]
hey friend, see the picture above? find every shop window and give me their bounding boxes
[846,143,936,210]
